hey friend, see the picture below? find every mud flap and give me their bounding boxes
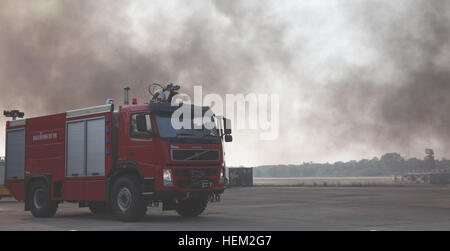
[162,199,177,211]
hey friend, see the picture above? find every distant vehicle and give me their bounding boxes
[0,157,11,200]
[4,84,232,221]
[228,168,253,187]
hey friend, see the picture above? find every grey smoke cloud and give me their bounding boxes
[0,0,449,165]
[313,0,450,160]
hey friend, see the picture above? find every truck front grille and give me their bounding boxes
[177,179,215,189]
[175,168,218,177]
[171,149,220,161]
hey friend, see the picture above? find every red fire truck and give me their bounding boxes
[3,85,232,221]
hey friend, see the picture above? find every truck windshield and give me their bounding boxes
[154,112,220,144]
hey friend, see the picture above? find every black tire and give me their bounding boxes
[175,197,208,218]
[111,176,147,222]
[89,202,108,214]
[29,180,58,218]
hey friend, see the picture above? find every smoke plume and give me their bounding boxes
[1,0,450,165]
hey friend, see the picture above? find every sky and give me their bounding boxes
[0,0,450,166]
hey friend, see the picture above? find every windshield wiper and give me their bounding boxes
[202,133,218,137]
[176,133,195,138]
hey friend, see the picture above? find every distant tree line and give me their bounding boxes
[245,153,450,177]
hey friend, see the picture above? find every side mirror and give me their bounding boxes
[136,114,148,132]
[223,118,232,135]
[225,134,233,142]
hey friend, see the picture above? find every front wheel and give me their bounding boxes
[111,176,147,222]
[175,198,208,218]
[29,180,58,218]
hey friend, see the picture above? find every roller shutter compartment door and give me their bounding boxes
[86,118,105,176]
[67,122,85,177]
[0,164,5,185]
[6,129,25,179]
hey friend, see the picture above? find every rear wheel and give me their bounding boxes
[111,176,147,222]
[175,197,208,218]
[89,202,108,214]
[29,180,58,218]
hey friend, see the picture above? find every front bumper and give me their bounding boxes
[153,165,226,192]
[143,188,225,201]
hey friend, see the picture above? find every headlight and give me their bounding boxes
[219,165,225,184]
[163,169,173,186]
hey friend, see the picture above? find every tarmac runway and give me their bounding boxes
[1,186,450,231]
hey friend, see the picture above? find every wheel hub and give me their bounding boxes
[33,188,45,209]
[117,187,132,212]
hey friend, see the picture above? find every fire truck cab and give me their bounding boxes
[4,92,232,221]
